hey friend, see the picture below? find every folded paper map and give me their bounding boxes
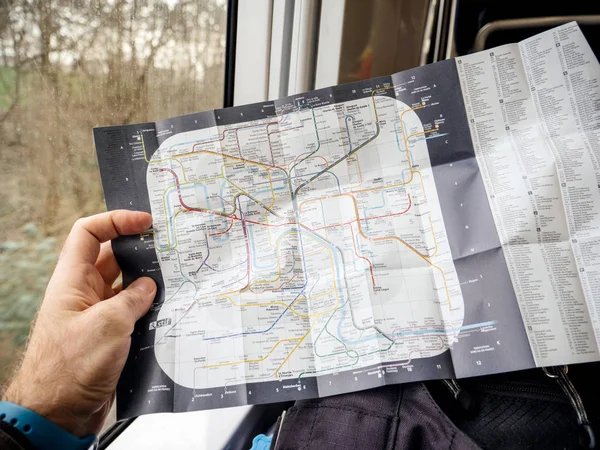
[94,23,600,419]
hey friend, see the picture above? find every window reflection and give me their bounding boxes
[338,0,430,83]
[0,0,228,398]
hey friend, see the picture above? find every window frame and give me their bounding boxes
[232,0,347,103]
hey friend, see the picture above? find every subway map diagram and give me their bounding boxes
[145,84,466,393]
[96,57,537,418]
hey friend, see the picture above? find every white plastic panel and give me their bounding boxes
[233,0,273,105]
[315,0,346,89]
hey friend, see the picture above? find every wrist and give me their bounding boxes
[3,372,87,438]
[0,401,97,450]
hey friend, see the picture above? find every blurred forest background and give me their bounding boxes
[0,0,227,382]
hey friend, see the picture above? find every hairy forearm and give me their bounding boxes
[2,346,91,438]
[0,211,156,439]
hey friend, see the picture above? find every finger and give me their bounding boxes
[102,283,115,301]
[112,281,123,294]
[61,211,152,266]
[95,242,121,285]
[104,277,156,326]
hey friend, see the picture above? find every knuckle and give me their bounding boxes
[98,302,119,323]
[96,303,126,335]
[73,217,88,230]
[119,289,139,311]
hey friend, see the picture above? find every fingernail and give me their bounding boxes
[131,277,156,295]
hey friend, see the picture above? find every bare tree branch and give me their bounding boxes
[0,20,22,125]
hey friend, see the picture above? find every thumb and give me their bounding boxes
[107,277,157,325]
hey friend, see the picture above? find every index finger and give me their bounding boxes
[60,210,152,265]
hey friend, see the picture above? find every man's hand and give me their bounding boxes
[2,211,157,438]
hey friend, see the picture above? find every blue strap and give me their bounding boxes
[0,401,97,450]
[250,433,273,450]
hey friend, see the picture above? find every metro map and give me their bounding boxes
[143,80,468,395]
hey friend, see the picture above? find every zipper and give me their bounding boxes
[271,409,286,450]
[544,366,596,449]
[441,379,461,397]
[476,381,567,400]
[441,379,477,413]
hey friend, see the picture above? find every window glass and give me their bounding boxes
[0,0,227,427]
[338,0,430,83]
